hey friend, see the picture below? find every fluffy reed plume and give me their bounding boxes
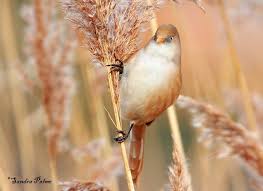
[62,0,162,65]
[168,139,191,191]
[62,0,163,190]
[21,1,76,190]
[21,0,76,156]
[60,181,110,191]
[176,96,263,178]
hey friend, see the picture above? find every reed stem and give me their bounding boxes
[107,70,135,191]
[146,0,191,190]
[146,0,186,167]
[48,156,58,191]
[167,106,186,162]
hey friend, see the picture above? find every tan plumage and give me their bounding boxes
[119,24,182,185]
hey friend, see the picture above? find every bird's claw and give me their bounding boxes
[106,63,123,74]
[114,130,128,143]
[106,56,124,74]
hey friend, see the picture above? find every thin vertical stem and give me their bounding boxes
[167,106,185,162]
[218,0,257,132]
[146,0,191,189]
[146,0,185,161]
[107,70,135,191]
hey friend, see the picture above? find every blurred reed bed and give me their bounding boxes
[217,0,258,132]
[19,0,76,190]
[1,0,37,190]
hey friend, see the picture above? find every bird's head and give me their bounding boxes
[153,24,180,45]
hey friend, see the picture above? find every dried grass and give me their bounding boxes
[21,0,76,190]
[21,0,76,156]
[62,0,162,65]
[177,96,263,179]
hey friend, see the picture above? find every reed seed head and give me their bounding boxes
[62,0,162,65]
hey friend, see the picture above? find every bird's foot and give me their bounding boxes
[114,130,129,143]
[106,58,124,74]
[106,64,123,74]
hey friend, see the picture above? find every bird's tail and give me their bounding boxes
[129,123,146,185]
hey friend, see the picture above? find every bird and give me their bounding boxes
[111,24,182,185]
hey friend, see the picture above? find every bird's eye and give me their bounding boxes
[166,36,174,43]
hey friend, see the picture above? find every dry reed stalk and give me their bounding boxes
[21,1,76,190]
[1,1,37,190]
[147,0,190,178]
[167,106,186,162]
[60,181,110,191]
[168,137,191,191]
[217,0,257,132]
[62,1,163,190]
[146,1,194,190]
[177,95,263,179]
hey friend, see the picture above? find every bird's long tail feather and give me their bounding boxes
[129,123,146,185]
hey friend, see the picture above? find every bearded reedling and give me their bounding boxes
[110,24,182,184]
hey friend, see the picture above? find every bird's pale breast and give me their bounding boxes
[120,41,181,124]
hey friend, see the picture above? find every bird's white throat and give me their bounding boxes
[145,40,180,61]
